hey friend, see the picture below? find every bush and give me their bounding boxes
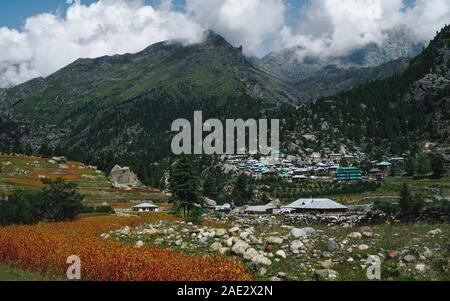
[0,178,84,226]
[185,207,204,225]
[0,192,42,226]
[372,200,399,215]
[79,205,115,214]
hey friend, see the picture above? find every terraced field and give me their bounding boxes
[0,155,169,207]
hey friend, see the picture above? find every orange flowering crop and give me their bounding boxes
[0,216,252,281]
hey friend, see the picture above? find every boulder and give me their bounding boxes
[275,250,287,259]
[347,232,362,239]
[415,264,427,273]
[266,236,283,244]
[135,240,144,248]
[219,247,230,255]
[290,240,304,254]
[229,226,240,233]
[204,197,217,208]
[291,227,315,238]
[252,255,272,266]
[232,240,250,255]
[249,235,262,244]
[108,165,141,188]
[243,248,259,261]
[358,244,369,251]
[209,242,222,252]
[403,255,416,263]
[427,228,442,236]
[313,269,338,280]
[142,228,158,235]
[326,240,339,252]
[215,229,227,237]
[320,259,334,269]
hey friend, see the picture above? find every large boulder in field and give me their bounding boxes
[108,165,141,188]
[291,227,316,238]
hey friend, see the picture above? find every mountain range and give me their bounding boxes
[257,28,424,100]
[0,26,449,184]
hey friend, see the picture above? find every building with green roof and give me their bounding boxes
[336,167,362,182]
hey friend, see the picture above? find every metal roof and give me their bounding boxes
[133,202,159,208]
[245,204,276,212]
[283,198,348,210]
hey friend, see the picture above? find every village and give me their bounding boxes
[220,149,401,183]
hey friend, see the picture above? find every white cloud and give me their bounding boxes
[186,0,286,55]
[0,0,204,88]
[0,0,449,88]
[279,0,450,59]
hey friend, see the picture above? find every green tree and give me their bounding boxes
[399,182,412,214]
[415,154,431,177]
[404,157,416,176]
[40,178,84,221]
[0,179,84,226]
[429,153,446,178]
[399,183,424,216]
[232,174,253,206]
[170,156,202,217]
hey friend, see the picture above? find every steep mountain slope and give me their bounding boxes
[258,28,424,100]
[0,31,297,163]
[278,25,450,158]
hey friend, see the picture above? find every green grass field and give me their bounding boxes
[0,263,63,281]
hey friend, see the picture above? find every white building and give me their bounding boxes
[132,202,159,212]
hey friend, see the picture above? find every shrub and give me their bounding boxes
[0,178,84,226]
[372,200,399,215]
[186,207,204,225]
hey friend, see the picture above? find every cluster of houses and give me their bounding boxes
[130,197,349,216]
[221,151,403,183]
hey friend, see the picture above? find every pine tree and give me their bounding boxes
[399,182,412,214]
[169,156,202,216]
[430,153,446,178]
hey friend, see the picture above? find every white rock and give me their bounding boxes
[291,227,315,238]
[240,232,251,240]
[121,226,131,235]
[427,229,442,236]
[290,240,304,254]
[142,228,158,235]
[229,226,240,233]
[266,236,283,244]
[358,244,369,251]
[215,229,227,237]
[209,242,222,252]
[135,240,144,248]
[276,250,287,259]
[423,248,433,259]
[219,247,230,255]
[252,255,272,266]
[243,248,259,260]
[249,235,262,244]
[347,232,362,239]
[232,240,250,255]
[415,264,427,273]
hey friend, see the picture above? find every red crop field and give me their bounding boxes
[0,215,252,281]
